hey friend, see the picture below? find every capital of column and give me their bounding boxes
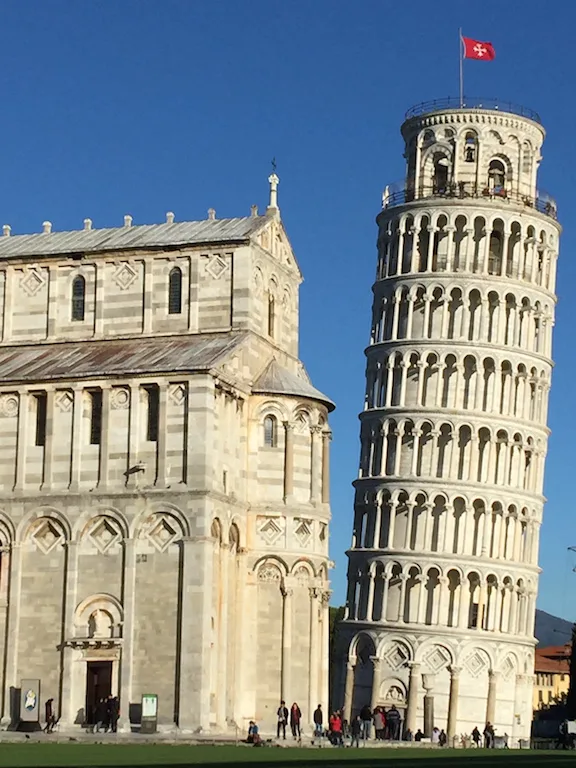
[283,421,294,432]
[370,655,381,668]
[407,661,421,675]
[448,665,462,679]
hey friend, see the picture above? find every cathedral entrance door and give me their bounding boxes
[85,661,112,726]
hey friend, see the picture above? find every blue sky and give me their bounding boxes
[1,0,575,619]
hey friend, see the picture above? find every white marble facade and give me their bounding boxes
[336,101,560,744]
[0,178,333,732]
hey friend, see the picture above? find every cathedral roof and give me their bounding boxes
[0,332,246,382]
[252,360,335,411]
[0,216,268,260]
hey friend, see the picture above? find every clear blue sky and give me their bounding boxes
[1,0,575,620]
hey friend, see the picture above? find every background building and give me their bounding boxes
[533,645,570,711]
[0,177,333,732]
[335,97,561,744]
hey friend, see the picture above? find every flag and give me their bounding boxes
[462,37,496,61]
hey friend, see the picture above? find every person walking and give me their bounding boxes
[471,726,481,747]
[108,696,120,733]
[94,698,108,733]
[313,704,324,739]
[44,698,56,734]
[289,702,302,740]
[350,714,362,748]
[373,707,385,740]
[483,721,495,748]
[276,700,288,740]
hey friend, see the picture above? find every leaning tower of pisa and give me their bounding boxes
[336,98,560,744]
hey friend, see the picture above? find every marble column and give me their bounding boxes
[422,674,435,737]
[119,538,137,731]
[310,426,322,504]
[308,588,320,721]
[447,666,461,742]
[405,662,420,734]
[59,541,79,724]
[343,661,355,722]
[321,431,331,504]
[97,386,110,489]
[281,585,293,701]
[370,657,381,711]
[2,543,23,725]
[283,422,294,502]
[486,669,499,724]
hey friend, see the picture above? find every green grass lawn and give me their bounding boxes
[0,745,570,768]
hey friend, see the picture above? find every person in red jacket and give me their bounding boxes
[290,702,302,739]
[329,712,344,746]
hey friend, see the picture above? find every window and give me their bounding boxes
[267,293,275,337]
[89,390,102,445]
[71,275,86,321]
[488,159,506,193]
[145,386,159,442]
[263,415,278,447]
[432,158,449,194]
[464,132,476,163]
[168,267,182,315]
[34,393,47,447]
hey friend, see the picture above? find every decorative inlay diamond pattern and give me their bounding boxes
[258,518,283,545]
[88,518,121,554]
[465,650,488,678]
[294,519,312,547]
[383,643,409,671]
[169,384,186,406]
[113,263,138,290]
[206,255,228,279]
[55,391,74,413]
[31,520,64,554]
[423,646,450,673]
[21,269,45,296]
[146,514,180,552]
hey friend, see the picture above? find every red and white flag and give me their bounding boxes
[462,36,496,61]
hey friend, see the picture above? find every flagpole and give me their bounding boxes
[459,28,464,107]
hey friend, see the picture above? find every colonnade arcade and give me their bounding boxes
[371,284,553,357]
[376,212,557,291]
[365,350,550,424]
[359,417,545,493]
[351,490,538,562]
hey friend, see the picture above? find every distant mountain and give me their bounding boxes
[535,609,573,647]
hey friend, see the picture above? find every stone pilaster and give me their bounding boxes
[405,662,420,734]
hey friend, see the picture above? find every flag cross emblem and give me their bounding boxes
[473,43,488,57]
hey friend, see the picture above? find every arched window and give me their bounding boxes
[267,293,275,337]
[488,160,506,193]
[433,158,449,194]
[263,415,278,447]
[464,132,476,163]
[71,275,86,321]
[168,267,182,314]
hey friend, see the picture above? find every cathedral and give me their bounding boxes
[336,98,560,744]
[0,176,333,732]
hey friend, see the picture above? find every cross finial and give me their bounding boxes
[271,156,277,173]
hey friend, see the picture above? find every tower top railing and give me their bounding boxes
[405,97,542,124]
[381,181,558,220]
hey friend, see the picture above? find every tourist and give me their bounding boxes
[373,707,385,740]
[246,721,261,745]
[107,696,120,733]
[276,700,288,740]
[329,711,344,746]
[386,704,401,740]
[471,726,481,747]
[313,704,323,738]
[44,698,56,734]
[360,703,372,739]
[290,702,301,740]
[93,697,108,733]
[483,721,495,748]
[350,715,362,748]
[431,726,440,744]
[414,728,424,742]
[439,729,447,747]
